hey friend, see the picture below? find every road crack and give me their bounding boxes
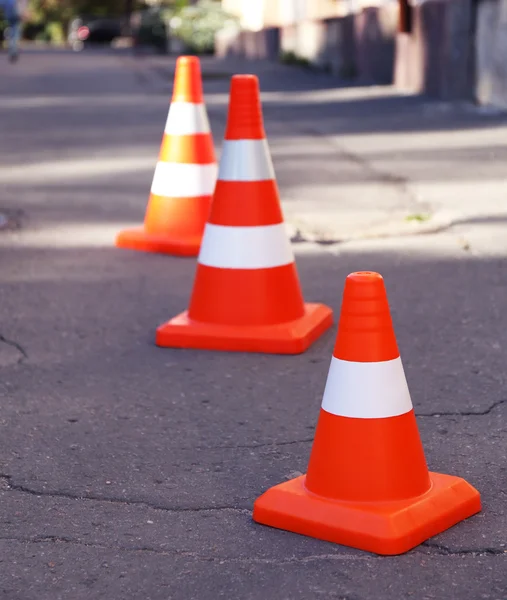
[184,400,506,451]
[0,474,249,514]
[417,399,507,417]
[0,334,27,364]
[0,535,367,562]
[3,535,503,562]
[421,541,506,556]
[187,438,314,451]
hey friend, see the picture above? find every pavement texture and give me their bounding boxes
[0,47,506,599]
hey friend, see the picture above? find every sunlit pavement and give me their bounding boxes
[0,47,506,599]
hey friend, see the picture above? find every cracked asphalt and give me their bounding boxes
[0,47,506,599]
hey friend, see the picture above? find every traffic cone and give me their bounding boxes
[115,56,217,256]
[253,271,481,554]
[155,75,333,354]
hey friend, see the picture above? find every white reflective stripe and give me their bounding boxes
[150,162,217,198]
[218,139,275,182]
[321,356,413,419]
[164,102,210,135]
[198,223,294,269]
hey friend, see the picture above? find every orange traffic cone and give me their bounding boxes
[155,74,333,354]
[116,56,217,256]
[254,271,481,554]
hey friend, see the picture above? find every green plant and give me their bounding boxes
[170,0,238,54]
[405,213,431,223]
[45,21,65,44]
[23,0,146,44]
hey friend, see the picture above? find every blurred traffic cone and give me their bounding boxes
[156,75,333,354]
[116,56,217,256]
[254,271,481,554]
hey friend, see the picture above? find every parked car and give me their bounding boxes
[68,16,122,51]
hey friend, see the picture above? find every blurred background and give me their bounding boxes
[0,0,239,56]
[0,0,506,108]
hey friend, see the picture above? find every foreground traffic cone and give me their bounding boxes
[254,271,481,554]
[156,75,333,354]
[116,56,217,256]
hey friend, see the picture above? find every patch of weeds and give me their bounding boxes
[405,213,432,223]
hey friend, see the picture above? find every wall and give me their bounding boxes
[476,0,507,109]
[394,0,475,100]
[354,4,398,84]
[217,1,398,83]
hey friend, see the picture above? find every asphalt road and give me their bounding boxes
[0,48,506,600]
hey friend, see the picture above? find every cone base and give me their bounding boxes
[253,473,481,556]
[155,303,333,354]
[115,227,201,257]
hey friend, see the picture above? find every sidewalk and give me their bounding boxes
[124,53,507,243]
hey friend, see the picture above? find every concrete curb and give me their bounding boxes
[286,213,454,246]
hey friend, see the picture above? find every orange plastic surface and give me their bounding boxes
[116,193,211,256]
[334,271,400,362]
[115,190,212,256]
[209,181,283,227]
[155,303,333,354]
[115,54,215,257]
[253,472,481,555]
[154,71,333,352]
[306,409,430,502]
[253,269,481,554]
[158,133,216,164]
[115,227,202,257]
[143,194,211,238]
[224,75,265,140]
[188,263,306,327]
[172,56,204,103]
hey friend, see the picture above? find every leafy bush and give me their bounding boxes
[45,21,65,44]
[169,0,238,54]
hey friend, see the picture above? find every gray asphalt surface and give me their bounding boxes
[0,47,506,600]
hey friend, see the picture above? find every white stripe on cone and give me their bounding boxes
[151,162,217,198]
[198,223,294,269]
[321,356,413,419]
[218,140,275,182]
[164,102,211,135]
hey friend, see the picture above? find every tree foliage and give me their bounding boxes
[24,0,149,40]
[28,0,141,23]
[29,0,186,22]
[21,0,228,48]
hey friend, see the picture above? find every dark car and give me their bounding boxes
[68,16,122,51]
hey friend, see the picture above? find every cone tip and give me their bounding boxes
[173,55,203,103]
[335,270,399,362]
[176,55,200,67]
[231,74,259,87]
[346,271,384,285]
[225,74,264,140]
[342,272,387,303]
